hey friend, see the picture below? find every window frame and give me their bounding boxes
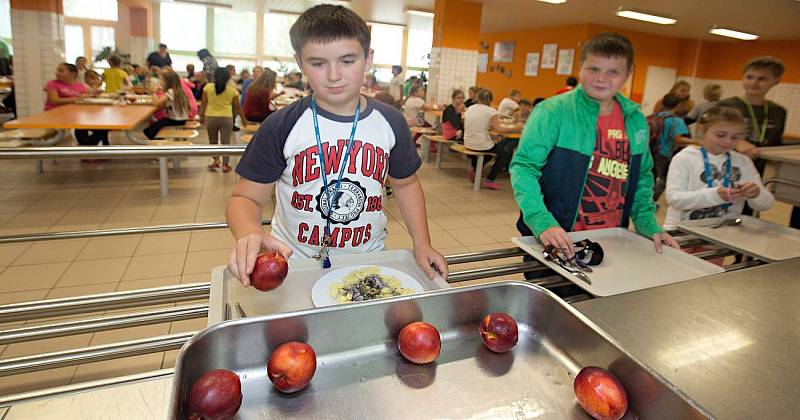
[63,17,117,68]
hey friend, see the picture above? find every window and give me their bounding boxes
[64,0,117,21]
[261,60,298,77]
[263,13,298,59]
[160,2,207,52]
[213,8,256,56]
[90,26,115,68]
[217,58,258,74]
[0,0,11,54]
[170,54,203,75]
[370,23,403,66]
[64,24,84,65]
[406,14,433,69]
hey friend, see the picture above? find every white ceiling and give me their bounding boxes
[187,0,800,40]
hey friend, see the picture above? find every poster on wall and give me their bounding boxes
[557,48,575,75]
[493,41,515,63]
[477,53,488,73]
[620,66,634,98]
[525,52,540,77]
[541,43,557,69]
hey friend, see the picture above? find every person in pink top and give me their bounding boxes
[44,63,109,147]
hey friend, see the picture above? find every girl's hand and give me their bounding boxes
[717,186,732,201]
[413,243,448,280]
[737,182,760,199]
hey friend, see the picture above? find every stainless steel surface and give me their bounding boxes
[171,282,709,419]
[0,332,196,377]
[0,369,173,408]
[0,283,209,323]
[513,228,724,296]
[444,247,527,264]
[0,220,271,245]
[0,145,246,159]
[3,375,173,419]
[445,260,548,282]
[679,216,800,262]
[760,145,800,206]
[574,258,800,419]
[710,217,742,229]
[208,250,449,325]
[0,305,207,345]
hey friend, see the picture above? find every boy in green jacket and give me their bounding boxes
[510,32,678,257]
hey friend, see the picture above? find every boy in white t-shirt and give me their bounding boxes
[403,84,430,127]
[389,65,403,101]
[227,5,447,285]
[497,89,522,117]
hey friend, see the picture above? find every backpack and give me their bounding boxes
[646,111,676,154]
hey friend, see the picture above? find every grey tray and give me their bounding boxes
[677,216,800,262]
[170,282,711,419]
[512,228,724,297]
[208,249,449,326]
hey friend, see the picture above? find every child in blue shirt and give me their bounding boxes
[652,93,693,202]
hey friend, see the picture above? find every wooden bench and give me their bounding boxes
[243,123,260,133]
[450,144,496,191]
[240,134,253,144]
[0,128,58,140]
[422,135,455,168]
[183,120,201,129]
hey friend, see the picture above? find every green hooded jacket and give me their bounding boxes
[510,85,663,238]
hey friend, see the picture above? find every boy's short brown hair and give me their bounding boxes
[290,5,371,58]
[743,56,785,79]
[108,55,122,67]
[581,32,634,70]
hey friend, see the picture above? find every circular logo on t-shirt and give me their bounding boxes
[316,178,367,225]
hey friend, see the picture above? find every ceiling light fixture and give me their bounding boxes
[709,27,759,41]
[406,9,435,18]
[537,0,568,4]
[615,8,676,25]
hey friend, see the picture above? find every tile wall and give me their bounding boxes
[428,47,479,105]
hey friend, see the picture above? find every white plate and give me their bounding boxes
[311,265,422,307]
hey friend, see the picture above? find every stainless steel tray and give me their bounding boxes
[208,249,449,326]
[512,228,724,297]
[677,216,800,262]
[170,282,711,419]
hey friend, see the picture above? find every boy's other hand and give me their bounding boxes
[539,227,574,258]
[228,232,293,287]
[652,232,679,254]
[735,141,759,159]
[414,244,448,280]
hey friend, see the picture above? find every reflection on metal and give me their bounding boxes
[693,248,738,260]
[0,283,210,323]
[0,332,196,377]
[447,261,546,282]
[0,145,246,159]
[0,305,208,345]
[656,330,754,370]
[445,247,527,264]
[0,368,174,407]
[0,220,271,245]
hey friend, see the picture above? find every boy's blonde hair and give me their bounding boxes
[703,84,722,101]
[697,105,745,132]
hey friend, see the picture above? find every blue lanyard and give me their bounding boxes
[700,146,731,188]
[310,96,361,268]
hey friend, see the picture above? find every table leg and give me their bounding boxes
[422,135,431,162]
[474,155,484,191]
[159,157,169,196]
[173,158,180,170]
[35,160,44,174]
[435,143,444,168]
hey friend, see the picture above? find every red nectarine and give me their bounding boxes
[251,251,288,292]
[186,369,242,420]
[479,312,518,353]
[573,366,628,420]
[398,321,441,364]
[267,341,317,393]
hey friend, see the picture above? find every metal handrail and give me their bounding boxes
[0,283,210,323]
[763,177,800,189]
[0,332,196,377]
[0,145,246,159]
[448,261,547,282]
[445,247,527,264]
[0,305,208,345]
[0,220,271,245]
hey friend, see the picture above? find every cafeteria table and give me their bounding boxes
[758,145,800,206]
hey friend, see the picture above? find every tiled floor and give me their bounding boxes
[0,128,795,396]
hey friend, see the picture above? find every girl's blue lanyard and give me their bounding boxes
[311,96,361,268]
[700,146,733,210]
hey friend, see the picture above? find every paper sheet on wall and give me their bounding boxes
[541,44,557,69]
[525,52,540,77]
[477,53,488,73]
[557,48,575,75]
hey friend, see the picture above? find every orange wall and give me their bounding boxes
[476,24,589,102]
[10,0,61,13]
[434,0,482,50]
[693,40,800,83]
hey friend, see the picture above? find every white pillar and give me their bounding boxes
[10,8,65,117]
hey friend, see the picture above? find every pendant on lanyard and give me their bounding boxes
[700,146,733,210]
[310,96,362,268]
[742,97,768,144]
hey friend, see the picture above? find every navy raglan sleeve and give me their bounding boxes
[235,99,306,183]
[372,101,422,179]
